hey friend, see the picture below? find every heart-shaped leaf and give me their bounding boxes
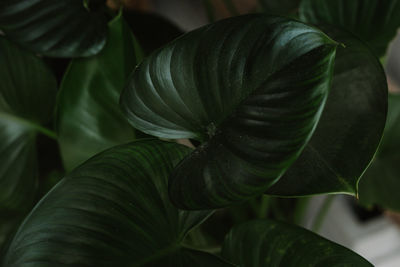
[0,37,57,212]
[121,15,337,209]
[266,27,387,197]
[222,219,372,266]
[3,140,232,266]
[56,14,142,171]
[358,94,400,211]
[0,0,108,57]
[299,0,400,57]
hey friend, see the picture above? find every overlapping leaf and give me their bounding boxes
[222,220,372,266]
[299,0,400,57]
[359,94,400,211]
[2,140,232,266]
[266,28,387,197]
[0,0,108,57]
[121,14,337,209]
[56,15,142,171]
[0,37,57,212]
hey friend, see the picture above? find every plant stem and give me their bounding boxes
[223,0,239,16]
[35,125,57,140]
[0,113,57,140]
[203,0,216,23]
[311,195,335,233]
[293,197,310,225]
[258,195,271,219]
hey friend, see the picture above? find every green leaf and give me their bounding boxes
[56,15,142,171]
[266,28,387,197]
[3,140,232,266]
[0,0,108,57]
[260,0,300,15]
[121,15,337,209]
[0,37,57,212]
[358,94,400,211]
[299,0,400,57]
[222,219,373,267]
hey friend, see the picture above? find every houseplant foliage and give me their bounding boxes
[1,0,399,265]
[0,0,108,57]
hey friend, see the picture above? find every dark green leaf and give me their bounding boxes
[0,37,57,212]
[358,94,400,211]
[121,15,337,209]
[266,28,387,197]
[0,0,108,57]
[3,140,232,266]
[260,0,300,15]
[299,0,400,57]
[56,15,142,171]
[222,219,372,267]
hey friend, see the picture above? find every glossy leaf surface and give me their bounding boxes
[299,0,400,57]
[222,220,372,266]
[0,0,108,57]
[0,37,57,212]
[121,15,337,209]
[359,94,400,211]
[266,28,387,197]
[56,15,142,171]
[3,140,232,266]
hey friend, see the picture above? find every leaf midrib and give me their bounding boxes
[0,112,56,139]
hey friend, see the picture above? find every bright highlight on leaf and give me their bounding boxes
[121,14,337,209]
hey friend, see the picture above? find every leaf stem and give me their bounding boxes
[0,113,57,140]
[311,195,335,233]
[258,195,271,218]
[293,197,310,225]
[35,125,57,140]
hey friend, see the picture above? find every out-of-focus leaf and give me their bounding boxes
[0,37,57,212]
[3,140,232,266]
[56,15,142,171]
[222,219,373,266]
[299,0,400,57]
[266,28,387,197]
[359,94,400,211]
[0,0,108,57]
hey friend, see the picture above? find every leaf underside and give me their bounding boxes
[266,27,387,197]
[222,219,373,267]
[359,94,400,211]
